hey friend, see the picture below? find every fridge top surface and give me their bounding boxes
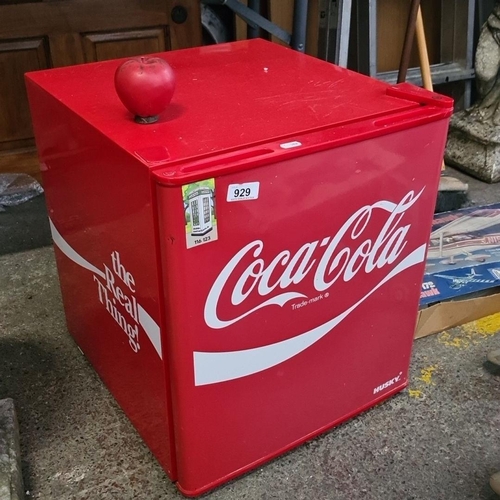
[26,39,452,176]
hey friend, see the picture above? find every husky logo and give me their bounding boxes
[373,373,403,394]
[195,189,426,386]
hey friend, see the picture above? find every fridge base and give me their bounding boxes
[175,381,409,497]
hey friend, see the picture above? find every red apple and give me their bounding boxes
[114,56,176,124]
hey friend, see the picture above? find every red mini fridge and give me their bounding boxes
[26,39,453,496]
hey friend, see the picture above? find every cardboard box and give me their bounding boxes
[415,204,500,338]
[416,288,500,338]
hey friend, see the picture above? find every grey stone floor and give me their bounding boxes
[0,167,499,500]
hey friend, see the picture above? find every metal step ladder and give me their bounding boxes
[203,0,310,52]
[317,0,353,67]
[204,0,352,67]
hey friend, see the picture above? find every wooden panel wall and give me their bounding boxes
[0,0,202,181]
[377,0,441,72]
[0,38,49,151]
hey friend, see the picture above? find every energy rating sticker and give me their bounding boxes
[182,179,218,249]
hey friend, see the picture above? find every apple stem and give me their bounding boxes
[134,115,159,124]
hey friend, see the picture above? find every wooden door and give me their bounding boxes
[0,0,202,182]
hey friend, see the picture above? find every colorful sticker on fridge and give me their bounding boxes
[182,179,218,249]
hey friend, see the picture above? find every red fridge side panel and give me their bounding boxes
[26,79,177,479]
[156,120,448,495]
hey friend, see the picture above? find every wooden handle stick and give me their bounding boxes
[415,6,445,170]
[416,6,432,90]
[397,0,421,83]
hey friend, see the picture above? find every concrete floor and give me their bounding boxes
[0,167,499,500]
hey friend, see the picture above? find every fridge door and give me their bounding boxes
[155,119,448,496]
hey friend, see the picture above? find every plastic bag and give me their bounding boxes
[0,174,43,211]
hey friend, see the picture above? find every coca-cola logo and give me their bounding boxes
[194,189,427,386]
[48,220,163,359]
[204,189,423,329]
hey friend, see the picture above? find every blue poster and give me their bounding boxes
[420,204,500,306]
